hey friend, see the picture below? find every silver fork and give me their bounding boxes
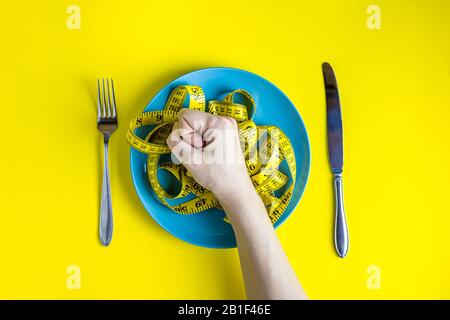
[97,78,118,246]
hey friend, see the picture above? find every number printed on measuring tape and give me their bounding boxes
[126,85,296,224]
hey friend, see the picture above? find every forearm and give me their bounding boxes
[214,186,307,300]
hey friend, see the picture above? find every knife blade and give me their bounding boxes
[322,62,349,258]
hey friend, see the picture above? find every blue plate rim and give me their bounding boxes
[129,67,311,248]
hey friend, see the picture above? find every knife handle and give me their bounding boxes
[333,172,349,258]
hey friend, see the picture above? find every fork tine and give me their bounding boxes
[106,79,112,118]
[102,79,107,118]
[97,79,102,119]
[110,79,117,118]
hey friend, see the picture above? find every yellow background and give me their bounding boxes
[0,0,449,299]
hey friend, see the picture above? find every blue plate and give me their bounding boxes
[130,67,310,248]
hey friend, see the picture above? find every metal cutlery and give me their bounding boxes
[322,62,349,258]
[97,78,118,246]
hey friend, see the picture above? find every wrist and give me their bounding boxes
[212,182,270,225]
[211,178,255,206]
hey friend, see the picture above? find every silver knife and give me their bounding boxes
[322,62,349,258]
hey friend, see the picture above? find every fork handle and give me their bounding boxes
[100,139,113,246]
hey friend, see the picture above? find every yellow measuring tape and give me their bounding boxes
[126,85,296,224]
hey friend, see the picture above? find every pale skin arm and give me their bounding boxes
[167,109,307,300]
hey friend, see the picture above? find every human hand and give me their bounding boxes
[167,109,306,300]
[166,109,255,202]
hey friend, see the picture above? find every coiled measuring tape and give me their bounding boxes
[126,85,296,224]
